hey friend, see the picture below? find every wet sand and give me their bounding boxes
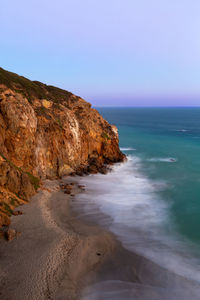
[70,178,200,300]
[0,177,200,300]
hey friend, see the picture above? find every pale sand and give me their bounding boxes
[0,179,120,300]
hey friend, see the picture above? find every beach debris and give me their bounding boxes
[60,183,73,189]
[78,184,85,190]
[64,189,71,194]
[4,228,17,241]
[60,183,73,194]
[12,210,23,216]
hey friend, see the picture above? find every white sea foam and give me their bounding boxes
[81,280,200,300]
[74,156,200,297]
[148,157,177,163]
[120,147,136,151]
[175,129,190,132]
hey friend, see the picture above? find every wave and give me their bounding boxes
[148,157,177,163]
[175,129,190,132]
[120,147,136,151]
[81,280,200,300]
[74,156,200,298]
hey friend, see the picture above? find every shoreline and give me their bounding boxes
[68,174,200,300]
[1,175,200,300]
[0,177,122,300]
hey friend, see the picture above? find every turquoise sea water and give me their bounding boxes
[76,107,200,299]
[98,107,200,246]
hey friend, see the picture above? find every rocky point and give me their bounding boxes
[0,67,125,228]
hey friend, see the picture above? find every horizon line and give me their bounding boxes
[94,105,200,108]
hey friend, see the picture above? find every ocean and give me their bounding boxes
[75,107,200,299]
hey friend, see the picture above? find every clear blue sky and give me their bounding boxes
[1,0,200,106]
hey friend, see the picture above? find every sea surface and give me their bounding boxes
[76,107,200,299]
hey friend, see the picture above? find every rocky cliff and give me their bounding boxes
[0,67,124,228]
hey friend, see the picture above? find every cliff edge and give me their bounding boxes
[0,67,124,228]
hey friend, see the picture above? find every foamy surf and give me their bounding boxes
[147,157,177,162]
[73,155,200,299]
[120,147,136,151]
[175,129,190,132]
[81,280,200,300]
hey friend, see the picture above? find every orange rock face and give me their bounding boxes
[0,67,125,227]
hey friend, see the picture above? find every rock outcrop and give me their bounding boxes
[0,67,124,227]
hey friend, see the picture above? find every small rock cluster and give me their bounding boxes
[60,182,77,196]
[0,227,21,241]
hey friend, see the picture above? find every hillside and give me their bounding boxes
[0,68,124,228]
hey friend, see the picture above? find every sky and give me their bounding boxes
[1,0,200,106]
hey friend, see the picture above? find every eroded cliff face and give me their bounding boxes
[0,67,124,227]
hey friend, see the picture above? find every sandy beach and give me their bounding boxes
[0,178,122,300]
[1,176,200,300]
